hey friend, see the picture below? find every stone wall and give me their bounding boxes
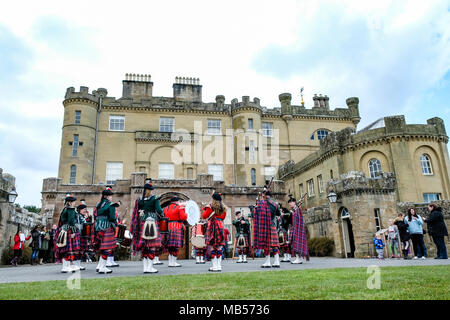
[0,169,45,262]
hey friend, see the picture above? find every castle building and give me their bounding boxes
[58,74,360,188]
[278,116,450,258]
[42,73,449,259]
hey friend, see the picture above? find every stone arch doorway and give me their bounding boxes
[159,192,191,260]
[340,207,355,258]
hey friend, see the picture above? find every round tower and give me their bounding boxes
[58,86,101,185]
[231,96,265,186]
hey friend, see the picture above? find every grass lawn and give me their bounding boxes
[0,265,448,300]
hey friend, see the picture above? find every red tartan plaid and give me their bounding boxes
[290,207,310,261]
[253,200,273,253]
[58,229,81,254]
[80,236,90,251]
[94,227,117,251]
[270,225,280,248]
[205,218,225,247]
[134,219,162,251]
[168,223,185,248]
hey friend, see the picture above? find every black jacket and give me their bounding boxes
[425,209,448,237]
[394,218,410,242]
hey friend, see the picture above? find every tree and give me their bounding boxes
[23,205,41,213]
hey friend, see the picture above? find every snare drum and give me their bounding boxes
[159,217,169,234]
[115,224,127,241]
[121,230,133,247]
[82,222,94,237]
[190,223,206,248]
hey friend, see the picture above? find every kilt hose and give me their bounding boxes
[94,227,117,251]
[57,229,82,256]
[168,222,185,248]
[135,220,162,251]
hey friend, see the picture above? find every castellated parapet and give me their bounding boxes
[63,75,359,121]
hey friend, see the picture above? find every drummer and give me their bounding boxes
[163,196,187,267]
[202,192,227,272]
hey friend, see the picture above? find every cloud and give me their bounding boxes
[251,0,450,127]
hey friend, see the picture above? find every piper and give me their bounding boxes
[130,178,164,274]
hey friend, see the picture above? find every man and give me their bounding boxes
[279,206,292,262]
[253,189,281,268]
[232,211,251,263]
[424,204,448,259]
[130,178,164,274]
[287,196,310,264]
[163,196,187,267]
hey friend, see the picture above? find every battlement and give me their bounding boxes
[63,76,361,122]
[278,115,449,180]
[65,86,107,103]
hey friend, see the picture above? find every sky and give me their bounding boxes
[0,0,449,207]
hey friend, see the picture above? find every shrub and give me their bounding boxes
[308,237,334,257]
[1,246,32,265]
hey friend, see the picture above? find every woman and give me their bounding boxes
[202,192,227,272]
[130,179,164,274]
[29,225,42,265]
[11,229,25,266]
[395,213,410,259]
[163,196,187,267]
[424,204,448,259]
[57,194,82,273]
[94,187,118,274]
[39,226,50,264]
[404,208,427,259]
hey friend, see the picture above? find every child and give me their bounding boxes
[387,219,401,258]
[373,233,385,259]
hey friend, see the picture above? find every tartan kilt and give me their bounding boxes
[94,227,117,251]
[279,229,290,248]
[205,219,225,247]
[58,229,81,254]
[168,223,185,248]
[135,219,162,250]
[270,225,280,248]
[80,236,90,252]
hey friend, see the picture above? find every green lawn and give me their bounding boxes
[0,266,448,300]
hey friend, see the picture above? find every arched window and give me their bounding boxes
[368,159,382,178]
[69,165,76,184]
[310,129,330,140]
[251,168,256,185]
[420,154,433,175]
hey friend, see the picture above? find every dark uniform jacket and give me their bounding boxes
[426,208,448,237]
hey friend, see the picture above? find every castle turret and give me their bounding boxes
[279,93,292,121]
[173,76,202,103]
[59,86,104,184]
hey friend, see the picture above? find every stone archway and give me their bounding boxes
[159,192,190,208]
[159,192,191,260]
[339,207,355,258]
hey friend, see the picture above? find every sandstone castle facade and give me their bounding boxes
[41,74,450,258]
